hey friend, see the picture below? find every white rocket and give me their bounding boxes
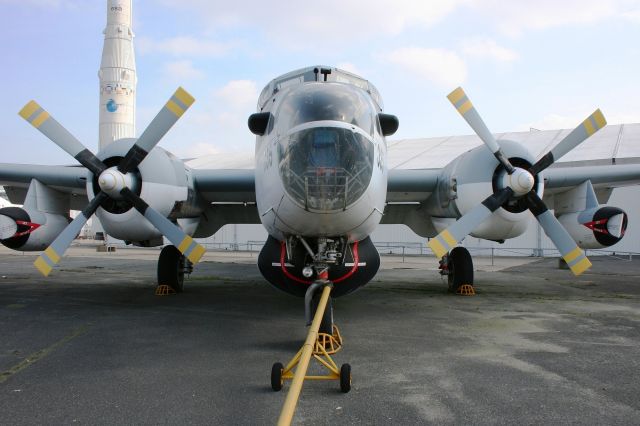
[99,0,137,150]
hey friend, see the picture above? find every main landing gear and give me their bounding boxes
[438,246,475,295]
[156,245,193,295]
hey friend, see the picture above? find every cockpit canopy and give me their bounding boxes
[275,84,378,212]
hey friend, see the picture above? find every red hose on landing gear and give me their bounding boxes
[279,240,361,285]
[280,241,313,285]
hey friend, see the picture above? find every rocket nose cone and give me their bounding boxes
[107,0,132,26]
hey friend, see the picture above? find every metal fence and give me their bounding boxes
[194,240,637,263]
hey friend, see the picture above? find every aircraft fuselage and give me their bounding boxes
[254,67,388,243]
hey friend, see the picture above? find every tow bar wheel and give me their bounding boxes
[340,363,351,393]
[271,362,284,391]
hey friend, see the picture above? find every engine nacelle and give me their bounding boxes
[0,207,70,251]
[558,206,627,249]
[86,138,202,243]
[426,139,544,242]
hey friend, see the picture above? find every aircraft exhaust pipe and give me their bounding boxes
[0,213,18,240]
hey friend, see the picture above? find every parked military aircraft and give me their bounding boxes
[0,66,636,329]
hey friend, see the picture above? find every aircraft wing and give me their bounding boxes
[0,163,89,209]
[385,169,440,202]
[191,169,256,203]
[381,160,640,237]
[543,162,640,192]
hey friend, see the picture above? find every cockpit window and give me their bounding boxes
[309,129,339,167]
[275,83,375,136]
[278,126,374,212]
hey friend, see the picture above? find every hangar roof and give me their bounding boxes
[186,123,640,170]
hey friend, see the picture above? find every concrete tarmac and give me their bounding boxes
[1,246,639,425]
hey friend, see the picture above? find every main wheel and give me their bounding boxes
[447,247,473,293]
[311,293,334,335]
[340,363,351,393]
[271,362,284,391]
[158,245,185,293]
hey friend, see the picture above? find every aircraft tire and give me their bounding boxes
[447,247,473,293]
[271,362,284,391]
[340,363,352,393]
[158,245,185,293]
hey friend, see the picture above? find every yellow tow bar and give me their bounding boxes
[275,284,351,426]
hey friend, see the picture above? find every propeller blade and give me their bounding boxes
[33,192,108,277]
[530,109,606,175]
[118,87,195,174]
[19,101,107,176]
[525,191,592,276]
[428,188,513,259]
[119,188,205,264]
[447,87,515,174]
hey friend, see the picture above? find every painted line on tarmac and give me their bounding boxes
[0,323,91,384]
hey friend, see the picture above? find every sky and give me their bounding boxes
[1,0,639,165]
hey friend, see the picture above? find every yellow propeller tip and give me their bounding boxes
[447,87,466,104]
[187,244,206,264]
[18,100,41,120]
[174,87,195,107]
[593,109,607,128]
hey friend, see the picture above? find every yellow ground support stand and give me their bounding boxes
[456,284,476,296]
[275,284,351,426]
[155,285,176,296]
[279,325,343,382]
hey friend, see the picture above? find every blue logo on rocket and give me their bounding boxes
[106,99,118,113]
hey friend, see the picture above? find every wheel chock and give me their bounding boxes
[155,285,176,296]
[456,284,475,296]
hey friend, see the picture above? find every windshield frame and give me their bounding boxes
[274,83,377,138]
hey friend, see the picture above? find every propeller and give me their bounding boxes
[428,87,606,276]
[20,87,205,277]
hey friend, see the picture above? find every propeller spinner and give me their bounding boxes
[19,87,205,277]
[428,87,606,276]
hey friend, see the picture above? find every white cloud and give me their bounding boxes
[2,0,73,6]
[215,80,258,110]
[526,114,584,131]
[184,142,221,158]
[386,47,467,88]
[597,110,640,125]
[460,37,518,62]
[152,80,260,159]
[163,60,205,81]
[622,8,640,23]
[472,0,636,36]
[158,0,465,42]
[524,109,640,132]
[138,36,235,58]
[336,62,361,75]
